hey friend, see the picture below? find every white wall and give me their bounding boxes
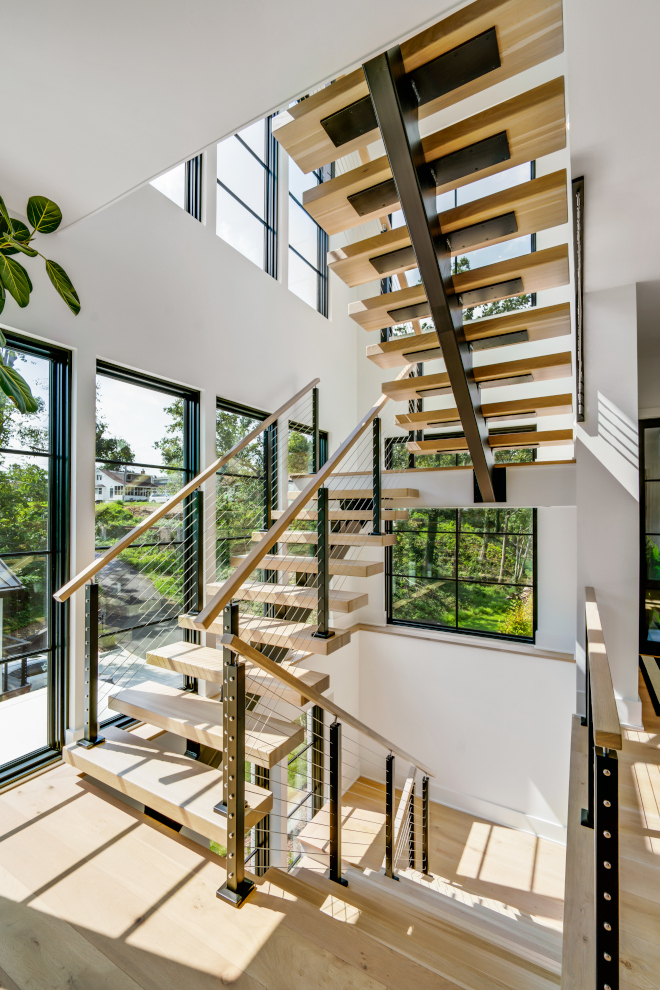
[358,629,575,842]
[1,179,360,738]
[576,283,641,727]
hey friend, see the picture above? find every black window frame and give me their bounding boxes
[386,507,537,643]
[288,163,331,317]
[217,116,278,277]
[638,418,660,653]
[0,330,71,787]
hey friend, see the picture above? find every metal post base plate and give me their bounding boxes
[312,630,336,640]
[580,807,593,829]
[78,736,105,749]
[330,875,349,887]
[216,878,255,907]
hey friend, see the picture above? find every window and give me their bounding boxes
[150,155,203,220]
[387,507,535,640]
[216,118,277,274]
[94,363,199,723]
[0,332,70,786]
[640,421,660,651]
[288,159,329,315]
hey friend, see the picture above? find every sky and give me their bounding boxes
[96,375,178,466]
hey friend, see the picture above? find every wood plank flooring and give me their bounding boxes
[561,673,660,989]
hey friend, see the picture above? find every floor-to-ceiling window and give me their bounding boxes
[0,332,69,786]
[288,159,329,315]
[94,363,199,722]
[640,421,660,651]
[387,507,536,641]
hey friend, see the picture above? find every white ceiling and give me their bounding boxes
[1,0,454,227]
[564,0,660,292]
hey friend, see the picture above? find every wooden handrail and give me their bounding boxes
[53,379,320,603]
[194,363,413,630]
[222,634,435,777]
[585,587,622,750]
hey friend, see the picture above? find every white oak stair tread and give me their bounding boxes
[209,579,369,613]
[384,352,572,401]
[178,612,351,657]
[409,429,573,454]
[274,866,560,990]
[250,529,397,547]
[396,393,573,431]
[231,553,384,577]
[288,486,419,499]
[107,679,304,768]
[146,641,330,706]
[62,725,272,841]
[350,246,570,332]
[272,0,563,173]
[367,303,571,369]
[303,79,566,235]
[330,170,568,288]
[273,508,409,521]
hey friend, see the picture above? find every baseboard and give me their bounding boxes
[427,780,567,845]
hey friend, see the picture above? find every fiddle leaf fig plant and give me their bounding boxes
[0,193,80,412]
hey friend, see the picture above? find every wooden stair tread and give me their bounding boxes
[367,303,571,369]
[384,351,573,400]
[277,867,560,990]
[107,679,304,768]
[146,641,330,706]
[330,170,567,287]
[273,508,409,521]
[303,79,566,235]
[178,612,350,657]
[231,554,384,577]
[62,725,271,842]
[408,428,573,453]
[250,529,397,547]
[212,579,368,613]
[350,246,570,332]
[288,487,419,498]
[272,0,563,174]
[396,393,574,430]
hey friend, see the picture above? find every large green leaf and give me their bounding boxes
[0,196,12,233]
[0,255,31,307]
[0,282,4,316]
[0,218,30,255]
[0,361,39,413]
[2,233,37,257]
[0,327,5,346]
[45,259,80,314]
[27,196,62,233]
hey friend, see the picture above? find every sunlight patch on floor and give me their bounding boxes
[320,893,360,924]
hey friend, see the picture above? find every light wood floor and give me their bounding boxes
[0,761,567,989]
[562,673,660,989]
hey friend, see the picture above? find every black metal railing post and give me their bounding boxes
[595,747,619,990]
[311,704,324,815]
[80,583,104,749]
[313,487,334,640]
[372,416,381,535]
[217,602,254,907]
[329,720,348,886]
[312,386,319,473]
[253,766,270,878]
[582,650,595,829]
[422,775,430,875]
[408,781,416,869]
[384,752,398,880]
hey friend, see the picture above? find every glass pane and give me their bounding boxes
[644,592,660,643]
[460,508,533,533]
[289,249,318,309]
[645,427,660,480]
[216,185,265,269]
[387,440,409,469]
[289,157,318,203]
[216,408,264,473]
[96,376,185,468]
[437,190,456,212]
[0,346,50,453]
[239,119,266,162]
[457,234,532,273]
[0,652,48,763]
[645,481,660,532]
[458,532,533,584]
[391,575,456,626]
[288,429,312,476]
[217,137,266,219]
[0,555,49,658]
[645,535,660,581]
[216,473,267,580]
[98,543,185,640]
[458,582,533,636]
[95,470,185,545]
[0,453,49,552]
[394,508,457,533]
[457,163,532,206]
[150,163,185,208]
[391,530,456,579]
[289,198,319,268]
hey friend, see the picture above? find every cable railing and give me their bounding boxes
[582,586,622,990]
